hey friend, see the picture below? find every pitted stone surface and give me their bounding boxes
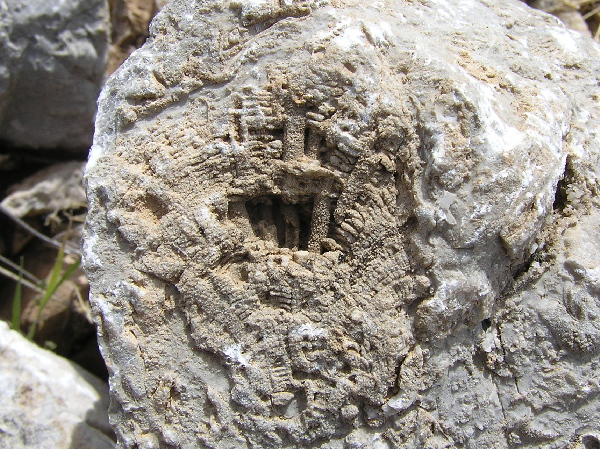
[84,0,600,447]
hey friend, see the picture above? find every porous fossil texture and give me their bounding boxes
[84,0,600,447]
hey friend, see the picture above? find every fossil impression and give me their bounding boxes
[84,0,600,447]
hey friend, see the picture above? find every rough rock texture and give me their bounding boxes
[0,321,114,449]
[0,0,109,153]
[84,0,600,447]
[1,162,87,220]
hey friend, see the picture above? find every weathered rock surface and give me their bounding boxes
[0,321,114,449]
[0,0,109,153]
[84,0,600,447]
[1,162,87,220]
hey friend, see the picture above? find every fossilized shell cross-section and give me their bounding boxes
[84,0,600,447]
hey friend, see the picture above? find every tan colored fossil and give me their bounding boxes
[85,0,600,447]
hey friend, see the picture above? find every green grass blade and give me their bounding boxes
[27,243,68,341]
[42,242,66,304]
[11,257,24,333]
[25,216,81,341]
[56,256,81,288]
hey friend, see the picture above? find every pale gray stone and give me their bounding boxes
[1,162,86,218]
[84,0,600,447]
[0,321,114,449]
[0,0,109,153]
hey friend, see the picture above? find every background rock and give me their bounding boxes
[106,0,169,76]
[0,0,109,154]
[0,161,104,378]
[85,0,600,447]
[1,162,87,222]
[0,321,114,449]
[526,0,593,38]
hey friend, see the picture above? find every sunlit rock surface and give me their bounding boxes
[84,0,600,447]
[0,321,114,449]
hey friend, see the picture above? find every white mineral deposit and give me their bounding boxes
[84,0,600,447]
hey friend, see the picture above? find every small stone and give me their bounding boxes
[1,162,86,219]
[0,321,114,449]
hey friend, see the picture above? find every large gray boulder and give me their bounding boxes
[0,0,109,154]
[84,0,600,447]
[0,321,114,449]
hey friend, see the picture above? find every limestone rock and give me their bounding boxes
[84,0,600,447]
[1,162,87,219]
[0,321,114,449]
[0,0,109,154]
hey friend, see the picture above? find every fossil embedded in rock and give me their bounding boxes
[84,0,600,447]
